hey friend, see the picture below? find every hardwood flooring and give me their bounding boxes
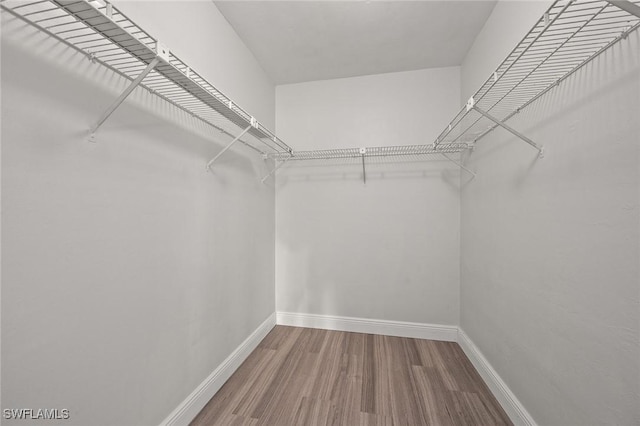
[191,326,512,426]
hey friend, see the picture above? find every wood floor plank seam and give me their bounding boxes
[191,326,513,426]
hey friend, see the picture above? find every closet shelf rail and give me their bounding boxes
[0,0,293,164]
[3,0,638,178]
[262,0,640,171]
[433,0,640,155]
[265,143,474,184]
[267,143,470,161]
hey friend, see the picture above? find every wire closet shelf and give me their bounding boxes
[430,0,640,158]
[0,0,293,166]
[1,0,639,168]
[267,0,640,162]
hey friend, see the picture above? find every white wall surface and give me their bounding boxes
[460,2,640,425]
[1,2,275,425]
[460,1,550,104]
[275,68,462,326]
[113,0,275,130]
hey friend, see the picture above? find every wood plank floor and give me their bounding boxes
[191,326,512,426]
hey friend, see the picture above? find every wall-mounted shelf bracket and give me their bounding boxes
[261,154,291,183]
[606,0,640,18]
[206,124,253,170]
[471,100,544,158]
[2,0,293,169]
[89,55,163,142]
[360,147,367,184]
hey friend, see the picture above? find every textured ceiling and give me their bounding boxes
[214,1,497,85]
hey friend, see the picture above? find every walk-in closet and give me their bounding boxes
[2,1,639,425]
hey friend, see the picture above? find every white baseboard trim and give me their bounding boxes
[458,328,537,426]
[159,313,277,426]
[159,313,532,426]
[276,312,533,426]
[276,311,458,342]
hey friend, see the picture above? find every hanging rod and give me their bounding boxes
[266,143,470,161]
[264,0,639,180]
[265,143,472,184]
[1,0,293,162]
[606,0,640,18]
[4,0,638,181]
[433,0,640,153]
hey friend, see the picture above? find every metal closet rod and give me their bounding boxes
[266,143,474,184]
[1,0,293,171]
[433,0,640,158]
[606,0,640,17]
[4,0,639,182]
[267,143,470,161]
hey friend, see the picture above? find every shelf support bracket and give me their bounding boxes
[89,56,162,142]
[261,155,290,183]
[439,152,476,178]
[360,148,367,184]
[206,125,252,171]
[605,0,640,18]
[473,106,544,157]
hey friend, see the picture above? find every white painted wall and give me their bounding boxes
[275,68,461,326]
[460,2,640,425]
[1,2,276,425]
[113,0,275,129]
[460,1,550,105]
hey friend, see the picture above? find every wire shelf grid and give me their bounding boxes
[1,0,292,156]
[434,0,640,149]
[2,0,638,164]
[268,143,469,161]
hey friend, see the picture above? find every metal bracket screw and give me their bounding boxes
[155,42,170,62]
[466,97,475,112]
[622,25,630,39]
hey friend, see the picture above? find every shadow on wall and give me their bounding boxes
[275,156,473,189]
[460,44,640,194]
[4,12,279,424]
[2,14,269,179]
[464,30,640,174]
[275,152,462,324]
